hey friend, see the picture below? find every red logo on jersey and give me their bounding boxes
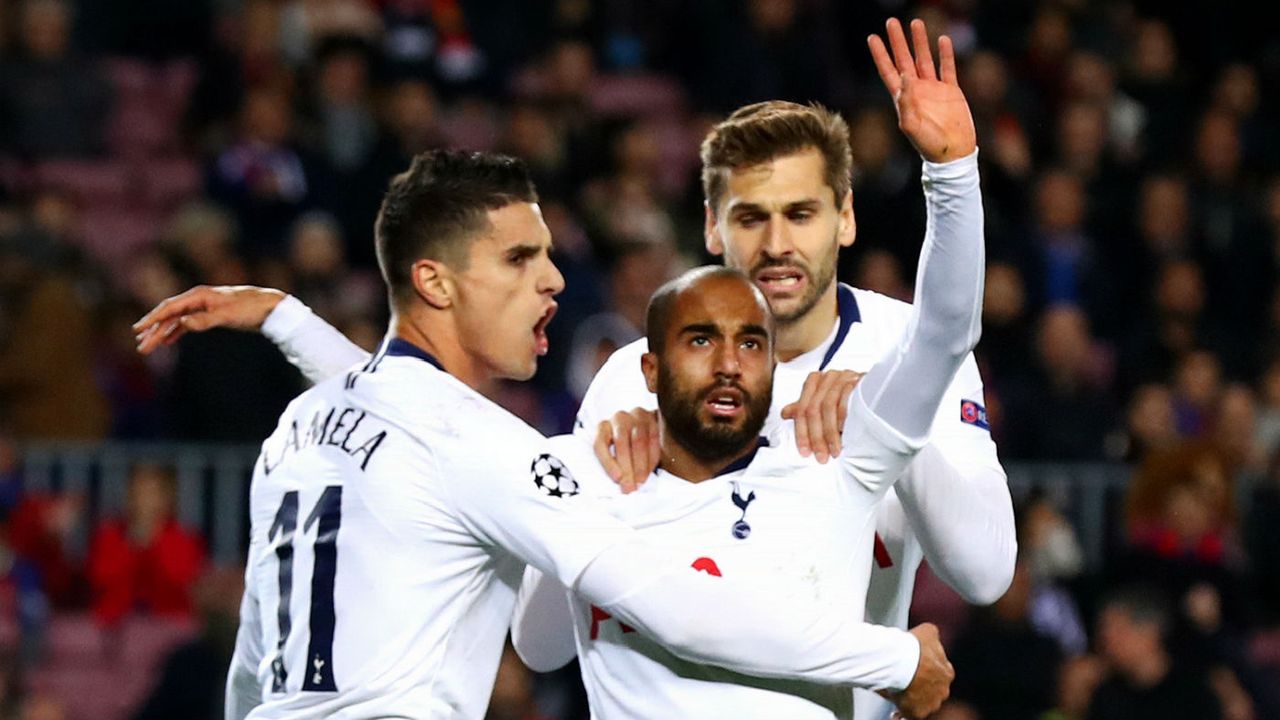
[691,557,723,576]
[873,533,894,568]
[588,557,723,640]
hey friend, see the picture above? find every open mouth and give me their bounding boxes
[704,387,745,418]
[533,304,557,356]
[754,267,807,293]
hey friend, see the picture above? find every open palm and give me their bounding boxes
[869,18,977,164]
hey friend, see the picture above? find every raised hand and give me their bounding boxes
[133,285,286,354]
[868,18,976,164]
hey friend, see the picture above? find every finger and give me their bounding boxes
[938,34,958,84]
[910,18,936,80]
[594,421,624,483]
[613,418,637,490]
[867,34,902,97]
[821,376,843,458]
[885,17,916,79]
[642,426,660,489]
[780,401,798,420]
[628,424,649,491]
[132,287,211,331]
[177,308,233,333]
[803,392,828,463]
[794,373,822,456]
[836,377,857,429]
[136,319,182,354]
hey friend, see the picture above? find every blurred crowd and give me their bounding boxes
[0,0,1278,718]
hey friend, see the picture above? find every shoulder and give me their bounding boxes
[589,338,649,389]
[849,286,914,329]
[536,435,619,499]
[575,337,656,432]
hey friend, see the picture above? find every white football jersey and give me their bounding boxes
[575,284,1005,718]
[233,339,633,719]
[542,420,897,720]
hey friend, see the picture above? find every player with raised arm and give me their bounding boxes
[136,18,1013,720]
[510,83,987,713]
[218,149,956,720]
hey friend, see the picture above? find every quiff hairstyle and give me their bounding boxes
[375,149,537,306]
[700,101,853,215]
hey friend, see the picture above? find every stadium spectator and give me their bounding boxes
[86,462,205,627]
[1087,585,1222,720]
[208,84,309,256]
[0,0,111,159]
[1002,305,1118,460]
[0,227,109,440]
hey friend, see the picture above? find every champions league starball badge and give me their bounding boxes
[730,482,756,540]
[531,453,579,498]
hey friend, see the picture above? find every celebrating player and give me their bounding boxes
[511,97,987,715]
[135,17,1013,720]
[218,149,958,720]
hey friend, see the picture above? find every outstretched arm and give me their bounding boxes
[840,18,984,498]
[134,286,369,383]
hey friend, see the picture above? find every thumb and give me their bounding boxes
[781,402,798,420]
[179,313,221,332]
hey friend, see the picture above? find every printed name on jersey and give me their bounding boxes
[262,405,389,474]
[531,453,579,497]
[959,399,989,431]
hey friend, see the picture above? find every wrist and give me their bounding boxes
[260,294,312,339]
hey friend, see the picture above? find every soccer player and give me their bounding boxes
[214,150,954,720]
[135,17,1011,719]
[510,89,987,715]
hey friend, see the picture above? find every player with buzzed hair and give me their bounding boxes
[213,145,966,720]
[512,156,988,713]
[136,17,1013,720]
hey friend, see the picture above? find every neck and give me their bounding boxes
[1125,647,1170,688]
[392,309,499,398]
[774,282,840,362]
[657,419,760,483]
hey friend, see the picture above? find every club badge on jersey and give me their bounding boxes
[730,482,756,539]
[531,454,579,498]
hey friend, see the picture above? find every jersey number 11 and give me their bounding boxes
[268,486,342,693]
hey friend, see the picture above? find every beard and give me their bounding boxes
[657,364,772,465]
[748,235,839,323]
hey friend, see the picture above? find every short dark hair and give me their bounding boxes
[645,266,771,355]
[374,149,537,305]
[700,101,852,214]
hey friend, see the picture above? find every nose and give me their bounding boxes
[714,342,742,380]
[761,215,794,260]
[541,256,566,296]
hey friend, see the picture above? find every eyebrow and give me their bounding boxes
[505,243,546,259]
[727,199,822,217]
[679,323,721,336]
[678,322,769,338]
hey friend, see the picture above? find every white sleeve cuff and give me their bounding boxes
[880,627,922,692]
[921,148,979,183]
[261,294,314,342]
